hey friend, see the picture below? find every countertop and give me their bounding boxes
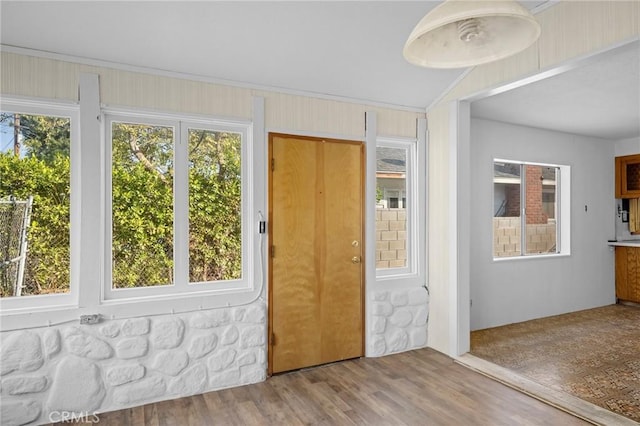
[608,240,640,247]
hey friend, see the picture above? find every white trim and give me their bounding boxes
[463,36,640,104]
[1,44,425,113]
[448,101,460,357]
[449,100,472,357]
[265,127,365,143]
[101,105,251,128]
[176,123,189,289]
[494,158,566,168]
[530,0,561,15]
[251,96,267,301]
[364,111,377,356]
[417,118,428,292]
[78,73,102,308]
[0,95,78,110]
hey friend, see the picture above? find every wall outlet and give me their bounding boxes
[79,314,101,325]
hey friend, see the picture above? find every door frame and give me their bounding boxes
[267,132,366,375]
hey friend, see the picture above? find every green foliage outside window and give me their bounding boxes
[188,129,241,283]
[0,113,243,298]
[0,113,71,297]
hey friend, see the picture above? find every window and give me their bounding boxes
[376,140,415,274]
[0,105,77,301]
[493,160,565,258]
[110,121,175,288]
[0,85,262,325]
[106,114,250,299]
[187,127,242,283]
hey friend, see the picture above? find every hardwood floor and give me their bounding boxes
[74,348,588,426]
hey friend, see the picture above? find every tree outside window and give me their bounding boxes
[0,112,71,297]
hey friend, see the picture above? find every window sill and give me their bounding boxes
[492,252,571,263]
[0,287,262,332]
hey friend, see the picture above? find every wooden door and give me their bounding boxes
[269,133,364,374]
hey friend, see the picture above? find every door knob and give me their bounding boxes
[351,256,361,264]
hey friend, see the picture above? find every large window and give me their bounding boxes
[493,160,564,258]
[0,107,76,300]
[376,139,416,275]
[106,114,249,298]
[0,88,262,326]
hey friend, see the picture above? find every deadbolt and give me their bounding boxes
[352,256,361,264]
[352,240,359,247]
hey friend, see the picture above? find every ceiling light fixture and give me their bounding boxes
[403,0,541,69]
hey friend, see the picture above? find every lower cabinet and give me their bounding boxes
[615,246,640,303]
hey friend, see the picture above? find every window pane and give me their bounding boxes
[493,162,521,257]
[376,147,407,269]
[0,112,71,297]
[524,165,557,255]
[188,129,242,282]
[111,122,174,288]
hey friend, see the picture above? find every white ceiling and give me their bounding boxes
[471,43,640,140]
[0,1,550,111]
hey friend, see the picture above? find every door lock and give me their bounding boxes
[351,240,359,247]
[351,256,361,264]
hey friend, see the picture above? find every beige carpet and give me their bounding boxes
[471,304,640,422]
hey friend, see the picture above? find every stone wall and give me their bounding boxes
[375,208,407,268]
[2,289,430,424]
[0,303,266,425]
[369,288,429,356]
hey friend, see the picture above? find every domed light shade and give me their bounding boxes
[403,0,541,69]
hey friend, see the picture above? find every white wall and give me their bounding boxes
[470,118,615,331]
[615,136,640,157]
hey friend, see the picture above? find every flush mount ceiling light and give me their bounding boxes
[403,0,541,69]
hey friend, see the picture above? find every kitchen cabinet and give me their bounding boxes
[615,154,640,198]
[615,246,640,303]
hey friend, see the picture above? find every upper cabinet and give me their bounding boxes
[615,154,640,198]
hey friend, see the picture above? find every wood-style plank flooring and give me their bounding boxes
[81,348,588,426]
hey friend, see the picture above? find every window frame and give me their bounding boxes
[0,87,265,331]
[375,137,418,279]
[104,111,253,301]
[0,97,80,312]
[492,158,571,261]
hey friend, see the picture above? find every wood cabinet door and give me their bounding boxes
[615,154,640,198]
[615,246,640,303]
[268,133,364,374]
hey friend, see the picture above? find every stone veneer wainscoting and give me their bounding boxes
[0,302,267,426]
[1,287,429,425]
[369,288,429,356]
